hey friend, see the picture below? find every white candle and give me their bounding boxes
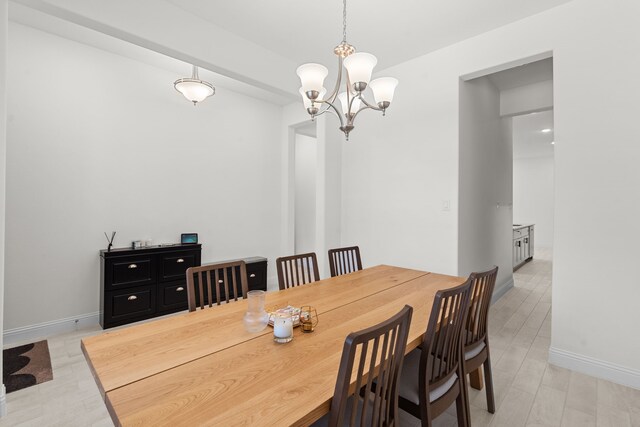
[273,316,293,338]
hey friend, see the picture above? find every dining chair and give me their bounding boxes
[462,266,498,421]
[276,252,320,290]
[314,305,413,427]
[398,279,472,427]
[185,260,248,311]
[328,246,363,277]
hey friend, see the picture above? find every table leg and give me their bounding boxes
[469,368,483,390]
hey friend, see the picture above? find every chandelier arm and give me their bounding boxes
[320,100,346,128]
[313,108,330,118]
[358,96,384,111]
[325,56,345,104]
[349,105,375,123]
[313,101,334,116]
[348,92,359,114]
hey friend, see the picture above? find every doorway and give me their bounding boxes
[458,55,555,300]
[294,123,317,254]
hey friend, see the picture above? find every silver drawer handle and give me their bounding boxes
[177,259,184,263]
[127,295,138,301]
[128,264,137,269]
[176,287,184,292]
[249,274,256,278]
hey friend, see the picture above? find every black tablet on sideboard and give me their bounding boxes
[181,233,198,244]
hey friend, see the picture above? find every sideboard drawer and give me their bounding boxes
[105,286,156,326]
[107,256,156,290]
[247,261,267,291]
[158,281,188,312]
[160,252,198,282]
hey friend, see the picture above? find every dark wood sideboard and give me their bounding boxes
[100,245,268,329]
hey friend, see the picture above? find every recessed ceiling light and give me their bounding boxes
[541,128,552,133]
[551,141,555,145]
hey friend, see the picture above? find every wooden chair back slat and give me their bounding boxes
[276,252,320,290]
[328,305,413,427]
[185,261,249,312]
[328,246,363,277]
[420,279,472,389]
[464,266,498,348]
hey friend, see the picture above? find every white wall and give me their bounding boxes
[4,23,284,331]
[513,156,554,249]
[459,77,514,293]
[0,0,8,416]
[337,0,640,387]
[339,71,459,275]
[500,80,553,117]
[316,115,342,276]
[294,134,316,254]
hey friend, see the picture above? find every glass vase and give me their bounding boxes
[243,290,269,333]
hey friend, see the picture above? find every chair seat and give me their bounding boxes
[398,349,459,405]
[464,341,486,360]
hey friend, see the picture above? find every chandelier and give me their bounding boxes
[174,65,215,106]
[296,0,398,140]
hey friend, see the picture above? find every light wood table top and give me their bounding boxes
[82,265,465,427]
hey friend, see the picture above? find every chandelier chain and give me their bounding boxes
[342,0,347,42]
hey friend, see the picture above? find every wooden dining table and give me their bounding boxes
[82,265,467,427]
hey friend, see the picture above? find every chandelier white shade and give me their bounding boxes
[369,77,399,104]
[174,65,215,105]
[296,63,329,94]
[296,0,398,140]
[338,92,361,115]
[343,52,377,87]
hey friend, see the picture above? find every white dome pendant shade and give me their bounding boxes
[343,52,377,91]
[174,65,215,106]
[369,77,399,109]
[296,63,329,97]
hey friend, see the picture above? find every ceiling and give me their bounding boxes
[10,0,569,101]
[166,0,571,70]
[513,110,555,159]
[9,3,293,105]
[488,58,553,91]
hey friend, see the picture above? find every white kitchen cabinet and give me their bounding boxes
[513,224,534,270]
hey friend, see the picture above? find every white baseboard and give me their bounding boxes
[3,312,100,347]
[492,278,514,304]
[549,346,640,390]
[0,385,6,418]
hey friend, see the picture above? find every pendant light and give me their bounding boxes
[296,0,399,140]
[174,65,215,106]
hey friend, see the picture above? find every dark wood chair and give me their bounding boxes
[328,246,363,277]
[276,252,320,290]
[317,305,413,427]
[462,266,498,422]
[185,261,248,311]
[398,280,472,427]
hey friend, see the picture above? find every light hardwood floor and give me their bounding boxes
[2,250,639,426]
